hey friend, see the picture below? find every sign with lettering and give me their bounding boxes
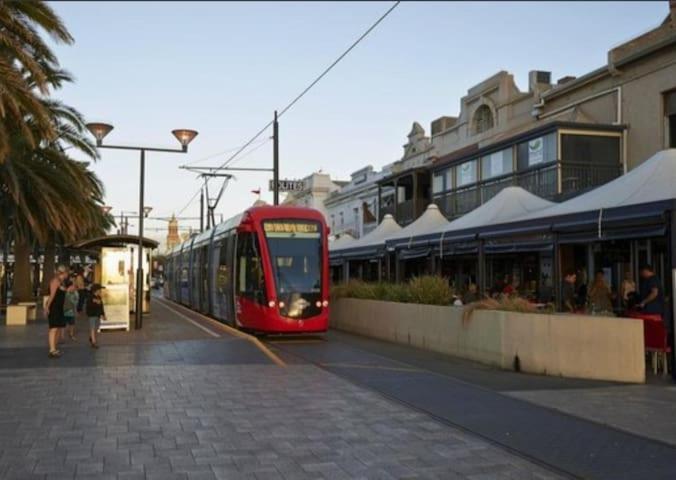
[269,179,305,192]
[263,222,319,234]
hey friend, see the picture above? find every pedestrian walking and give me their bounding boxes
[45,265,68,358]
[63,279,79,341]
[74,268,86,315]
[86,284,105,349]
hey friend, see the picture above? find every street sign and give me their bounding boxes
[269,179,305,192]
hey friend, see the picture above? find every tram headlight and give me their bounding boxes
[268,300,276,308]
[315,301,322,308]
[322,300,329,308]
[278,301,285,309]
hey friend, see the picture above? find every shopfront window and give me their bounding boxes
[481,148,513,179]
[517,132,557,170]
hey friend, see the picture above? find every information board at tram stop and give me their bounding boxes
[269,179,305,193]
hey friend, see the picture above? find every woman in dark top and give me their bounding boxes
[46,265,69,358]
[86,284,106,349]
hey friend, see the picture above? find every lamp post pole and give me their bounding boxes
[86,123,198,330]
[136,148,145,328]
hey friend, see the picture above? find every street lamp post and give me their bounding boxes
[86,123,198,329]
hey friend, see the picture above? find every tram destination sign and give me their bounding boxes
[269,179,305,192]
[263,221,319,234]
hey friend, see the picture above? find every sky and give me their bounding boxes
[48,1,667,243]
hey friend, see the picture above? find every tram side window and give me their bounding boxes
[237,233,265,304]
[216,238,230,293]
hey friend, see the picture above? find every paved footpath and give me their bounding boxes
[0,302,563,480]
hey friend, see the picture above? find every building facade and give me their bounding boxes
[374,2,676,225]
[324,165,388,238]
[281,172,347,218]
[377,122,437,226]
[165,214,180,252]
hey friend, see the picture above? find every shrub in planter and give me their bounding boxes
[406,276,453,306]
[330,276,453,306]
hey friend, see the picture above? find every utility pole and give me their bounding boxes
[200,188,204,232]
[273,110,279,205]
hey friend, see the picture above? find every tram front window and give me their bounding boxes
[263,221,322,318]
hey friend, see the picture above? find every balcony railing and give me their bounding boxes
[379,203,395,220]
[378,199,416,225]
[434,161,622,219]
[396,199,415,226]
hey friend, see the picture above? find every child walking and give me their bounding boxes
[86,284,105,349]
[63,279,79,341]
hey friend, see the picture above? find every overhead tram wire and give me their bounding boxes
[216,0,400,171]
[183,137,271,167]
[175,1,401,215]
[175,137,273,218]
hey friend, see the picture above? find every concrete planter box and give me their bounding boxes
[330,298,645,383]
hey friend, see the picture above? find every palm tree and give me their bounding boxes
[0,93,113,302]
[0,0,73,161]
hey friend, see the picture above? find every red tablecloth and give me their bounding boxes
[627,311,670,352]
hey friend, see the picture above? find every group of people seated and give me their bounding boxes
[561,264,664,317]
[450,264,665,322]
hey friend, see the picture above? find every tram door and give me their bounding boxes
[235,231,267,328]
[213,235,236,326]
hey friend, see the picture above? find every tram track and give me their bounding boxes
[264,334,579,480]
[264,333,676,480]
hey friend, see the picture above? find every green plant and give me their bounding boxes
[462,295,539,325]
[407,276,454,306]
[330,276,453,306]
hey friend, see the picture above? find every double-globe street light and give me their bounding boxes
[86,123,198,329]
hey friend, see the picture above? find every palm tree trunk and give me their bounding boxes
[12,239,33,303]
[41,242,56,295]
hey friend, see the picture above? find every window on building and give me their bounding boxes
[397,184,407,204]
[473,105,494,134]
[330,214,335,230]
[456,160,478,187]
[517,132,557,170]
[560,134,620,165]
[481,148,513,179]
[665,90,676,148]
[432,172,444,194]
[339,212,344,226]
[444,168,453,191]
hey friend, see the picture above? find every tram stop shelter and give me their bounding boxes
[68,234,158,331]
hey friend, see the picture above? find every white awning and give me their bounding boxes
[330,214,401,252]
[433,186,554,235]
[387,203,450,243]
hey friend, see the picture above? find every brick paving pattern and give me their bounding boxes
[0,363,563,480]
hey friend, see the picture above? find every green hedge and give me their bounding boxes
[331,276,454,306]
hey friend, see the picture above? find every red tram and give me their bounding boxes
[165,206,329,334]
